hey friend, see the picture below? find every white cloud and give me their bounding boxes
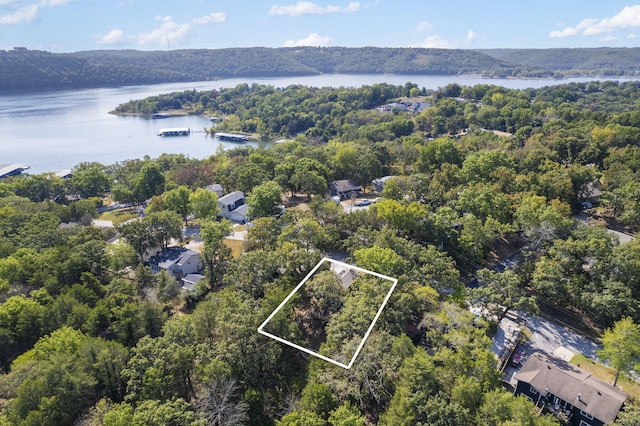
[550,17,598,38]
[270,1,360,17]
[465,29,476,43]
[600,35,618,42]
[0,0,29,6]
[41,0,73,6]
[0,4,37,23]
[95,29,129,45]
[412,35,453,49]
[95,17,192,47]
[550,5,640,38]
[193,12,226,24]
[283,32,331,46]
[629,33,637,38]
[137,20,191,46]
[417,20,431,32]
[0,0,73,24]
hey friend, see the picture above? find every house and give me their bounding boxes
[513,352,627,426]
[181,273,205,292]
[329,180,361,200]
[330,262,359,289]
[206,183,224,197]
[148,247,203,280]
[218,191,249,223]
[584,180,603,203]
[372,175,397,193]
[0,163,30,179]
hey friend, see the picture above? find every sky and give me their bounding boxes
[1,0,640,52]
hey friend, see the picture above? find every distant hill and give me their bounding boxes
[2,46,640,92]
[480,47,640,76]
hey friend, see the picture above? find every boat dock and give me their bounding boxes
[214,132,249,142]
[0,163,30,179]
[157,128,190,136]
[151,113,170,119]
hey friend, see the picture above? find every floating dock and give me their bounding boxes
[215,132,249,142]
[157,127,190,136]
[151,113,170,119]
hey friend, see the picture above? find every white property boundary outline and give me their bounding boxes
[257,257,398,369]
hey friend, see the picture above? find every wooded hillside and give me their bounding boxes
[4,46,640,92]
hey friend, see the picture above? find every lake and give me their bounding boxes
[0,74,630,174]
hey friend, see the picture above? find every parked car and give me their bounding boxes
[354,199,372,207]
[511,350,526,367]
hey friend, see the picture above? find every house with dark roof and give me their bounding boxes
[217,191,249,223]
[329,180,361,200]
[148,246,203,280]
[513,352,627,426]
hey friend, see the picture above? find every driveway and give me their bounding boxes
[524,314,600,360]
[496,312,602,386]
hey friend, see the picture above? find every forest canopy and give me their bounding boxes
[1,80,640,424]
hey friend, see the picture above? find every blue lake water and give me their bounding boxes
[0,74,632,174]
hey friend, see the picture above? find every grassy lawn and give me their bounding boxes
[570,354,640,400]
[223,238,244,258]
[97,210,139,225]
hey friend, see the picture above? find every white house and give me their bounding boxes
[218,191,249,223]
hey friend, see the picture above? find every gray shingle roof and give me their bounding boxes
[514,352,627,424]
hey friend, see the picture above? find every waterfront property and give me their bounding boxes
[0,163,30,179]
[157,127,190,136]
[514,352,627,426]
[214,132,249,142]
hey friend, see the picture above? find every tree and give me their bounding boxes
[247,181,283,218]
[353,147,383,191]
[417,137,463,173]
[597,317,640,386]
[200,219,233,290]
[194,376,249,426]
[189,188,219,220]
[291,170,327,201]
[469,269,538,321]
[164,186,192,224]
[117,219,152,260]
[134,162,166,203]
[354,246,406,276]
[328,402,366,426]
[277,411,325,426]
[71,165,111,198]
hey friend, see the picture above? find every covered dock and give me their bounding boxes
[0,163,30,179]
[214,132,249,143]
[157,128,190,136]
